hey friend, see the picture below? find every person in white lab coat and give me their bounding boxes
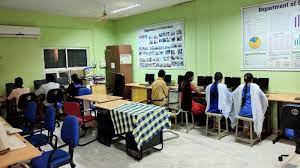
[205,72,232,119]
[232,73,268,137]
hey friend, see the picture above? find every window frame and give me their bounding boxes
[43,47,89,78]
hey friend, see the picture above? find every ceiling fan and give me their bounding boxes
[98,5,108,21]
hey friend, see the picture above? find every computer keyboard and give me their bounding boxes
[6,135,26,151]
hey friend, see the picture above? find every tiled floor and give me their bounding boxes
[41,126,295,168]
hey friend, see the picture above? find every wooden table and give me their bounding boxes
[75,94,122,103]
[0,117,41,168]
[267,93,300,131]
[125,83,151,102]
[94,100,131,110]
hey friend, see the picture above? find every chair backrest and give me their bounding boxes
[18,93,35,110]
[44,106,56,133]
[61,115,79,147]
[46,89,63,103]
[24,101,37,124]
[77,87,92,96]
[113,73,125,97]
[281,104,300,131]
[63,102,81,117]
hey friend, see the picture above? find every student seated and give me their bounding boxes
[7,77,30,111]
[35,74,60,120]
[179,71,205,118]
[232,73,268,137]
[151,70,169,106]
[205,72,232,117]
[66,74,83,101]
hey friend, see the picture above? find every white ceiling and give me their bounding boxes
[0,0,192,20]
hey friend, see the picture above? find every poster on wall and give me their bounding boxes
[137,20,185,69]
[242,0,300,71]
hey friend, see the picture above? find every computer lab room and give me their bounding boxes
[0,0,300,167]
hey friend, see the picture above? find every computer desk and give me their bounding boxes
[267,93,300,132]
[94,100,131,111]
[0,117,41,168]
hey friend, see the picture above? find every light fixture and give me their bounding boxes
[111,3,141,14]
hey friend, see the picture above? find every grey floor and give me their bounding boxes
[41,125,295,168]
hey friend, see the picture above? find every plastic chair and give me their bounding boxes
[25,106,57,150]
[30,115,79,168]
[64,102,97,146]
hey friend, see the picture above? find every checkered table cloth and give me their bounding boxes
[111,103,171,150]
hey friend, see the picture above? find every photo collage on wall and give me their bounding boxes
[137,20,185,69]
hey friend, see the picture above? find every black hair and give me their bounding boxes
[184,71,194,82]
[211,72,223,99]
[71,74,82,85]
[46,74,56,83]
[158,70,166,78]
[241,73,254,107]
[15,77,23,88]
[214,72,223,82]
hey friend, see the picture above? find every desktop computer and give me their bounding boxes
[178,75,185,86]
[164,75,171,85]
[197,76,212,88]
[225,77,241,90]
[6,83,15,96]
[145,74,155,84]
[57,77,69,87]
[257,78,269,92]
[34,79,47,90]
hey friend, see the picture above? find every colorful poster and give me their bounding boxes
[137,20,184,69]
[242,0,300,70]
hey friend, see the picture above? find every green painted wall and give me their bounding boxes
[116,0,300,93]
[0,8,116,95]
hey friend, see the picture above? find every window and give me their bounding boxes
[43,48,88,79]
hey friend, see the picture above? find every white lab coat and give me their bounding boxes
[231,83,268,137]
[205,83,233,119]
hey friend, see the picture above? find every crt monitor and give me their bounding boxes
[257,78,269,91]
[197,76,205,87]
[178,75,185,85]
[6,83,15,96]
[145,74,155,84]
[164,75,171,85]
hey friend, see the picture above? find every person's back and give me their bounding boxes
[7,77,30,111]
[67,74,83,98]
[35,74,60,106]
[151,70,169,106]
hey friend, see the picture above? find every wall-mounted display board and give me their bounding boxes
[137,20,185,69]
[242,0,300,71]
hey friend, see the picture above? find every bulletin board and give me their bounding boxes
[242,0,300,71]
[137,20,185,69]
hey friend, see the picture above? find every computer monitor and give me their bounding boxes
[197,76,205,87]
[6,83,15,96]
[231,77,241,90]
[204,76,213,86]
[178,75,185,85]
[145,74,155,84]
[252,77,258,84]
[257,78,269,91]
[164,75,171,85]
[34,79,47,90]
[225,77,232,86]
[57,77,69,86]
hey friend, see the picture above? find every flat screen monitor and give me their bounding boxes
[178,75,185,85]
[34,79,47,90]
[257,78,269,91]
[164,75,171,85]
[57,77,69,86]
[197,76,205,87]
[231,77,241,90]
[204,76,213,86]
[145,74,155,84]
[6,83,15,96]
[253,78,258,84]
[225,77,231,86]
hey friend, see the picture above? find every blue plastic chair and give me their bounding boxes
[22,101,37,136]
[77,87,96,110]
[25,106,57,150]
[30,115,79,168]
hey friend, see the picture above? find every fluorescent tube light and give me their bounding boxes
[111,3,141,14]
